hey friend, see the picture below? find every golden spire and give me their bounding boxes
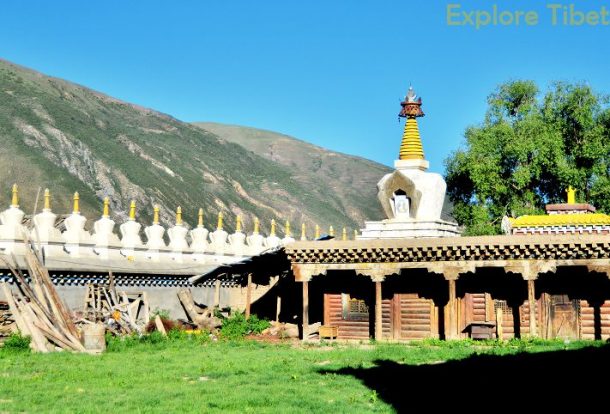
[236,215,242,232]
[398,86,425,160]
[254,217,260,234]
[198,208,204,227]
[315,224,320,239]
[285,220,291,237]
[43,188,51,210]
[103,197,110,217]
[72,192,80,214]
[270,219,276,236]
[342,227,347,241]
[329,226,335,237]
[301,223,306,240]
[153,205,160,224]
[176,206,182,226]
[129,200,136,220]
[567,186,576,204]
[217,211,223,230]
[10,184,18,207]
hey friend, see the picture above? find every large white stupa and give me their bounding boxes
[358,86,461,239]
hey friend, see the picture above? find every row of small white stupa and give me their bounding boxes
[0,186,352,263]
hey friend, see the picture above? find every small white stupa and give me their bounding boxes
[359,86,460,239]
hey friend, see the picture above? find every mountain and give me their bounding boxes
[0,59,390,234]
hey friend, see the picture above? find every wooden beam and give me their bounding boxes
[302,281,309,341]
[496,307,503,340]
[276,295,281,323]
[214,280,221,308]
[448,279,457,339]
[528,279,537,337]
[374,281,382,340]
[245,273,253,320]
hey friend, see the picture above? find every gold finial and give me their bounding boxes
[285,220,291,237]
[10,184,18,207]
[129,200,136,220]
[329,226,335,237]
[566,186,576,204]
[398,86,425,160]
[217,211,223,230]
[315,224,320,239]
[354,229,358,240]
[301,223,306,240]
[198,208,204,227]
[342,227,347,241]
[73,192,80,214]
[270,219,276,236]
[236,215,242,232]
[103,197,110,217]
[176,206,182,226]
[254,217,260,234]
[153,205,160,224]
[43,188,51,210]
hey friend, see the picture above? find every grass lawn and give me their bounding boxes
[0,335,608,413]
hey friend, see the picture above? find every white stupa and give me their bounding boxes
[359,86,461,239]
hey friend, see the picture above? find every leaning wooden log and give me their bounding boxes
[154,315,167,336]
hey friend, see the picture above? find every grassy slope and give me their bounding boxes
[0,59,386,232]
[194,122,392,226]
[0,338,604,413]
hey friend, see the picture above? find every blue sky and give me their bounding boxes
[1,0,608,173]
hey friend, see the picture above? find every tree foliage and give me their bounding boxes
[445,80,610,235]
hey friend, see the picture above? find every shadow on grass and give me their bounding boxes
[319,344,610,412]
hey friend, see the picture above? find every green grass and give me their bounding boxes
[0,336,604,413]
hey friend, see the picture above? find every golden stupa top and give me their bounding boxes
[398,86,425,161]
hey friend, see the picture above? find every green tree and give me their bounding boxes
[445,80,610,235]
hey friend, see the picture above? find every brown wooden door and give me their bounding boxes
[550,295,579,339]
[324,293,370,340]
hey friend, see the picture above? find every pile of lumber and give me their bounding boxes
[80,279,149,336]
[0,246,86,353]
[0,301,14,338]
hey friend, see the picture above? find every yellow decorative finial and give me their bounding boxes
[176,206,182,226]
[342,227,347,241]
[270,219,276,236]
[152,205,160,224]
[285,220,291,237]
[198,208,204,227]
[315,224,320,239]
[301,223,306,240]
[103,197,110,217]
[129,200,136,220]
[329,226,335,237]
[73,192,80,214]
[236,215,242,232]
[398,86,425,160]
[567,186,576,204]
[10,184,18,207]
[217,211,223,230]
[43,188,51,210]
[399,118,425,160]
[254,217,260,234]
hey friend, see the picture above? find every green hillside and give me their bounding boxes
[0,59,389,235]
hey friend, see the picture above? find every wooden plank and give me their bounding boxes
[245,273,252,320]
[154,315,167,336]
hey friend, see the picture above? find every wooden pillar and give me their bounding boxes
[374,281,382,340]
[528,279,537,337]
[245,273,252,320]
[448,279,457,339]
[214,280,221,308]
[496,307,503,340]
[276,295,281,323]
[302,281,309,341]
